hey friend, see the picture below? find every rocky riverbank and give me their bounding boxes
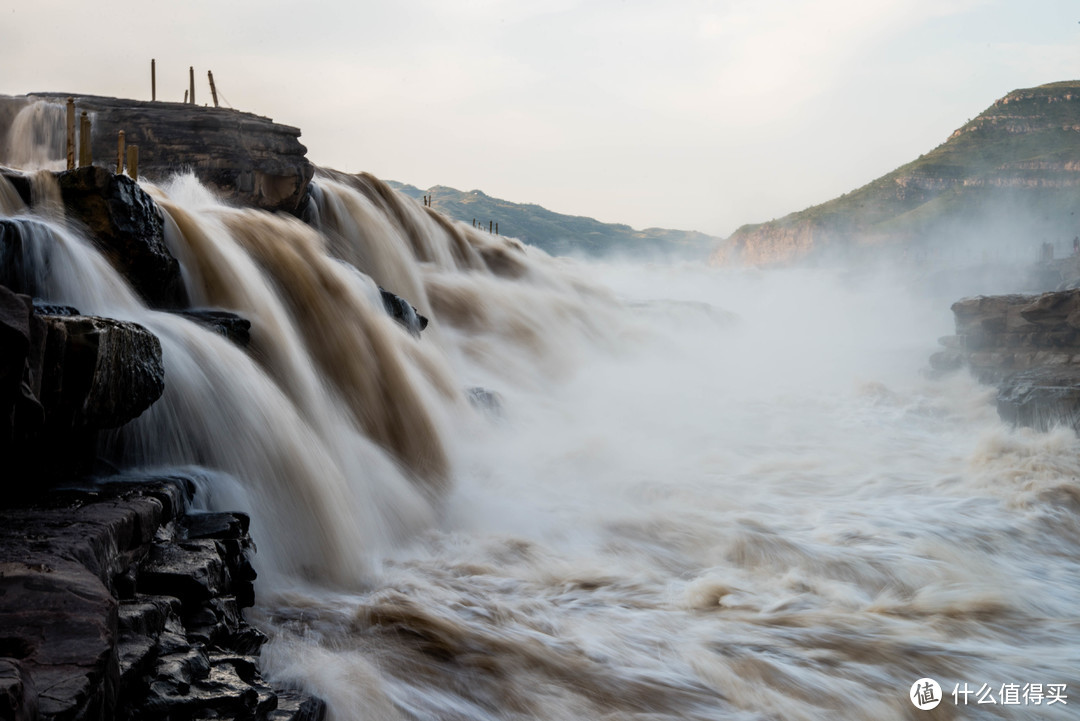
[931,288,1080,431]
[0,475,325,721]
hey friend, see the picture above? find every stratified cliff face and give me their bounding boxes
[0,94,314,213]
[714,81,1080,267]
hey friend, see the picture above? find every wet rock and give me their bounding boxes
[0,658,38,721]
[380,287,429,336]
[138,540,230,608]
[1,309,165,483]
[0,477,327,721]
[270,691,328,721]
[0,559,118,721]
[38,313,164,431]
[172,309,252,348]
[142,660,259,719]
[31,301,80,316]
[56,166,186,308]
[183,511,250,540]
[997,365,1080,432]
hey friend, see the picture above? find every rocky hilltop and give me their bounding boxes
[714,81,1080,267]
[388,181,718,258]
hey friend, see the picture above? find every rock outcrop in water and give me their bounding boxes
[714,81,1080,267]
[932,288,1080,430]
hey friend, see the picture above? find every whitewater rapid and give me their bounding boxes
[1,133,1077,718]
[254,261,1080,721]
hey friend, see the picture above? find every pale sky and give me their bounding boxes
[1,1,1077,237]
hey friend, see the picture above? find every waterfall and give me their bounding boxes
[1,99,68,171]
[4,143,1080,719]
[0,164,617,591]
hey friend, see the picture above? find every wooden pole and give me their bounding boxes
[126,145,138,180]
[207,70,219,107]
[184,89,188,104]
[78,112,91,167]
[495,222,498,235]
[489,220,492,233]
[189,66,195,105]
[116,130,125,174]
[151,59,156,101]
[65,97,75,170]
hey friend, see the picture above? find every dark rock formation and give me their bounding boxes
[56,166,186,308]
[379,287,428,337]
[172,310,252,348]
[0,285,165,485]
[932,288,1080,431]
[0,476,325,721]
[8,93,314,215]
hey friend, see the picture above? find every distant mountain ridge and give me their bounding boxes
[387,181,717,258]
[712,80,1080,267]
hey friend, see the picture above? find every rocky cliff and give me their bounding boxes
[714,81,1080,267]
[0,94,313,214]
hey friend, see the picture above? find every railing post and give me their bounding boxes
[116,130,125,174]
[189,66,195,105]
[208,70,219,107]
[126,145,139,180]
[78,112,92,167]
[66,97,75,170]
[151,59,156,101]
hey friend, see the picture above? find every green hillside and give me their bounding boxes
[387,182,717,259]
[714,81,1080,266]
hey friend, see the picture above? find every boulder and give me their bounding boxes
[0,285,166,485]
[171,309,251,348]
[379,287,428,337]
[56,166,186,308]
[38,313,165,431]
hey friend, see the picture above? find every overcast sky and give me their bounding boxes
[1,1,1077,236]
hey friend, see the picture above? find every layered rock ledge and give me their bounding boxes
[0,94,314,214]
[0,476,325,721]
[931,289,1080,430]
